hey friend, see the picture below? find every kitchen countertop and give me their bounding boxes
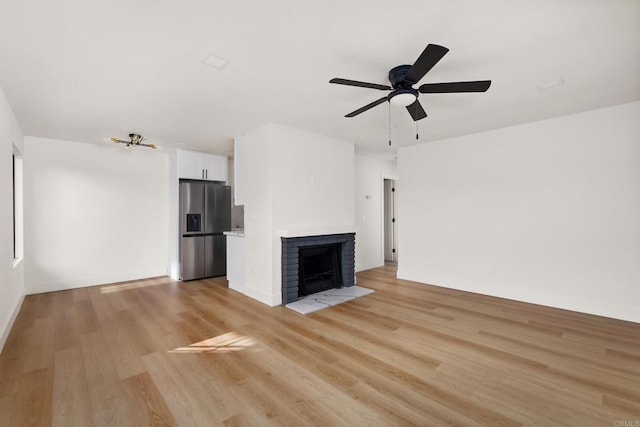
[224,229,245,237]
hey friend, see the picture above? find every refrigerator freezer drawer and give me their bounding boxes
[181,235,206,281]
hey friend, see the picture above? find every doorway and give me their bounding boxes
[383,179,397,263]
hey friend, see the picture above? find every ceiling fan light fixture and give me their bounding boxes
[389,89,418,107]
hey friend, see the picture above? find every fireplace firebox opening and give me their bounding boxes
[281,233,355,305]
[298,244,342,296]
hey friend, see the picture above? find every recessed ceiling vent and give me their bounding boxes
[536,77,565,90]
[203,54,229,70]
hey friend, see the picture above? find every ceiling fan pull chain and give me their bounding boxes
[388,102,392,146]
[416,121,419,140]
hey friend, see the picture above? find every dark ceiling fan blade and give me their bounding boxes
[419,80,492,93]
[405,44,449,84]
[406,100,427,121]
[330,78,391,91]
[345,97,388,117]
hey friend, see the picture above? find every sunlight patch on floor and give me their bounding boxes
[100,279,169,294]
[168,331,256,354]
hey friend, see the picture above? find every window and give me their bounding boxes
[12,146,23,262]
[12,154,15,258]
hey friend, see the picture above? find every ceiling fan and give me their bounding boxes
[329,44,491,121]
[109,133,157,149]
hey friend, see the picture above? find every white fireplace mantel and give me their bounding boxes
[277,225,358,238]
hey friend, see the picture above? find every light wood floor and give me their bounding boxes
[1,265,639,426]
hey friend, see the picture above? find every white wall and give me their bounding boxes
[24,137,170,293]
[167,148,180,279]
[398,102,640,323]
[0,85,24,352]
[243,124,274,304]
[354,155,397,272]
[241,123,355,306]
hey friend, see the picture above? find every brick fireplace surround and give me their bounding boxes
[281,233,355,304]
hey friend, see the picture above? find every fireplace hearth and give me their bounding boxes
[281,233,355,304]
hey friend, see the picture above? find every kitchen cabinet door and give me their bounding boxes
[177,149,205,180]
[177,149,227,181]
[204,153,228,182]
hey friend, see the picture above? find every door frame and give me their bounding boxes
[381,174,398,265]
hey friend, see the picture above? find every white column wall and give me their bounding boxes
[241,123,355,306]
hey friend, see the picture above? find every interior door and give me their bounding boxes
[384,179,397,262]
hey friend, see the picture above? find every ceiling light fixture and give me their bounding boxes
[388,88,418,107]
[109,133,156,149]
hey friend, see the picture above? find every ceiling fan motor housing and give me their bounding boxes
[389,65,415,88]
[388,65,419,106]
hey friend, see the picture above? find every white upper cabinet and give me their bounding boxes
[203,153,228,182]
[177,149,204,180]
[177,149,228,182]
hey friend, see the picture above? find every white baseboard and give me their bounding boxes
[397,270,640,324]
[26,269,167,294]
[0,293,25,354]
[231,283,279,306]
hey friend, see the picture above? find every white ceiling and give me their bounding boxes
[1,0,639,158]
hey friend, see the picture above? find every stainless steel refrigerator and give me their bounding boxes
[179,181,231,281]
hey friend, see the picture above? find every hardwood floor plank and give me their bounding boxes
[52,347,94,427]
[141,351,226,425]
[100,316,147,380]
[121,372,177,426]
[80,331,139,426]
[74,299,100,335]
[0,327,28,398]
[1,266,638,425]
[10,367,53,426]
[0,396,14,427]
[22,318,55,374]
[53,306,81,353]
